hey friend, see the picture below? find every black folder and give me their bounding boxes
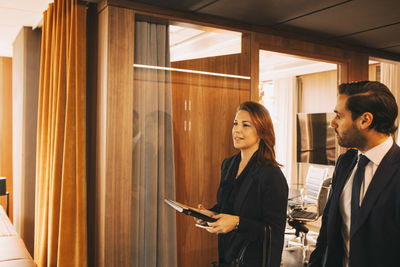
[164,199,217,222]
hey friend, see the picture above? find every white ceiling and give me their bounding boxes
[259,50,337,81]
[0,0,53,57]
[170,23,242,62]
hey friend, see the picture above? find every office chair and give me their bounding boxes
[0,177,8,216]
[288,177,332,228]
[301,166,328,205]
[286,166,331,266]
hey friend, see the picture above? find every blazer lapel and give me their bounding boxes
[233,164,256,213]
[222,153,240,184]
[327,150,357,241]
[351,144,400,237]
[329,152,358,217]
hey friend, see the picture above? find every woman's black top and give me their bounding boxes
[210,152,288,267]
[218,153,255,261]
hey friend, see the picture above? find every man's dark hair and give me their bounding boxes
[339,81,398,134]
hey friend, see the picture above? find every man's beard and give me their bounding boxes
[336,123,367,150]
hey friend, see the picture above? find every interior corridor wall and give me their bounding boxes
[12,26,41,256]
[298,70,337,114]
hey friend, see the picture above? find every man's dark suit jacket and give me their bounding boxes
[308,143,400,267]
[210,153,288,267]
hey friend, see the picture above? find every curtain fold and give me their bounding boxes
[34,1,87,266]
[132,21,177,267]
[273,77,297,185]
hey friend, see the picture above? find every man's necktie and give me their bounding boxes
[350,154,370,236]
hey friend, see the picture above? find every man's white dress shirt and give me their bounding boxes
[339,137,393,267]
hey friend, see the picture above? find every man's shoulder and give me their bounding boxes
[379,142,400,166]
[337,148,358,164]
[341,148,358,157]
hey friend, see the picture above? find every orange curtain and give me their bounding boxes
[34,0,87,266]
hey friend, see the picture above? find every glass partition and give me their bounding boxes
[132,18,249,267]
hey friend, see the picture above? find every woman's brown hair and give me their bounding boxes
[237,101,281,166]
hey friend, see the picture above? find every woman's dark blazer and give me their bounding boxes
[210,153,288,267]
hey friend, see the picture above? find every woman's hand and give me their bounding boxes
[206,214,239,234]
[194,204,217,225]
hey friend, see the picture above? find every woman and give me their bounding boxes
[197,101,288,267]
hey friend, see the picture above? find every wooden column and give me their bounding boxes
[347,54,369,82]
[93,4,134,267]
[12,27,41,256]
[242,33,259,101]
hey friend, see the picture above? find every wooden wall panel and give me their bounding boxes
[347,54,369,82]
[0,57,12,221]
[242,33,259,101]
[95,5,134,267]
[172,53,250,267]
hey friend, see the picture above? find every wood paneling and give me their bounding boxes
[0,57,12,221]
[347,54,369,82]
[95,5,134,267]
[242,33,259,101]
[256,32,348,64]
[172,53,250,267]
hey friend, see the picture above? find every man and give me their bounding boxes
[308,81,400,267]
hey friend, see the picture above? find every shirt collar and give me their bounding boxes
[359,136,393,166]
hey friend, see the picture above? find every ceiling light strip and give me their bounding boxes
[133,64,250,80]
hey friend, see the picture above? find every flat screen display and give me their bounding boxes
[297,113,336,165]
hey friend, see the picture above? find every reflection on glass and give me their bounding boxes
[297,113,336,165]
